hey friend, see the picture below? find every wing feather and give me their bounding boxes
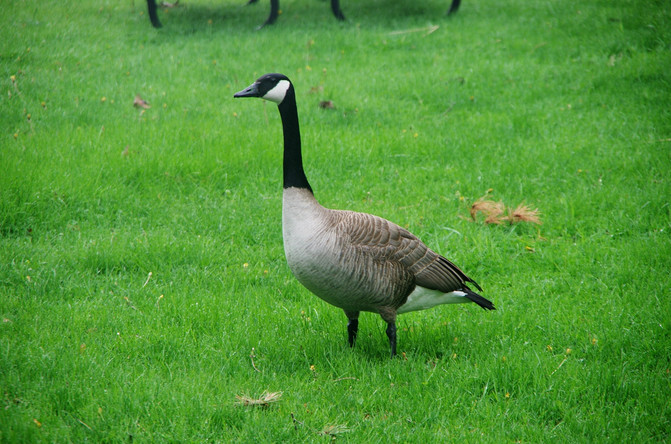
[333,210,480,293]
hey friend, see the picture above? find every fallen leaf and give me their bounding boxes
[133,94,151,109]
[319,100,335,109]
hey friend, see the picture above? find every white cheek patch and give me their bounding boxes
[263,79,291,104]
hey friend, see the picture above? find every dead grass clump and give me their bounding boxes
[470,198,542,225]
[507,203,542,225]
[319,424,351,437]
[470,199,506,224]
[235,391,282,408]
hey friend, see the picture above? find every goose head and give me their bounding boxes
[234,73,292,104]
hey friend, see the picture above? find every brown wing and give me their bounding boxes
[335,210,480,294]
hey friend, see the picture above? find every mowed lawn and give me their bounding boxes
[1,0,670,441]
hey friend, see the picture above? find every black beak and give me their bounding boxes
[234,82,260,98]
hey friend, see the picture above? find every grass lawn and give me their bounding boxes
[1,0,670,441]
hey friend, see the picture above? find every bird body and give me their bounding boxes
[283,186,482,315]
[283,186,416,314]
[235,73,494,356]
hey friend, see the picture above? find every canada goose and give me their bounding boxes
[234,73,494,357]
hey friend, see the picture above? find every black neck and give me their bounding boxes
[278,86,313,193]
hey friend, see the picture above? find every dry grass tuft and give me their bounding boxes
[470,197,542,225]
[470,199,506,224]
[235,391,283,408]
[507,204,542,225]
[319,424,351,437]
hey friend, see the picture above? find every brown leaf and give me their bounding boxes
[133,94,151,109]
[319,100,335,109]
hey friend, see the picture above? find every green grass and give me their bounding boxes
[1,0,670,441]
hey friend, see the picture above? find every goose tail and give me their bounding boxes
[463,286,495,310]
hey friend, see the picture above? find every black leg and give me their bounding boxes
[386,322,397,358]
[330,0,345,21]
[257,0,280,28]
[345,311,359,347]
[347,318,358,347]
[447,0,461,16]
[147,0,162,28]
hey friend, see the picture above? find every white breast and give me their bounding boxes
[282,187,364,309]
[282,187,325,255]
[282,187,331,277]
